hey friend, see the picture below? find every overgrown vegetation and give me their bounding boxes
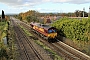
[52,17,90,55]
[0,21,9,60]
[0,17,18,60]
[0,22,8,40]
[52,17,90,42]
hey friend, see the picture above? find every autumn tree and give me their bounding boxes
[18,10,40,22]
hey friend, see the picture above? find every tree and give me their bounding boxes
[26,15,39,23]
[75,10,79,17]
[18,16,22,21]
[74,10,88,17]
[2,10,5,19]
[26,16,32,22]
[32,16,39,22]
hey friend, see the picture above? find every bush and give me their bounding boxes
[52,17,90,42]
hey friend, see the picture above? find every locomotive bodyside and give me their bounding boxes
[30,22,57,41]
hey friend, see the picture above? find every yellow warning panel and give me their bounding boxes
[39,28,44,32]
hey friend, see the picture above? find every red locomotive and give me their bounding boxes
[30,22,57,42]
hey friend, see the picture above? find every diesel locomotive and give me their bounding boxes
[30,22,57,42]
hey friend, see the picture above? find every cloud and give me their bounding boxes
[52,0,71,3]
[0,0,90,8]
[0,0,23,6]
[0,0,45,7]
[0,0,90,14]
[51,0,90,4]
[70,0,90,4]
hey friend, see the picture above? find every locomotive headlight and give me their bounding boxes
[55,33,57,36]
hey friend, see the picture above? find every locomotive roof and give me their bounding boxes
[40,24,51,29]
[31,22,52,30]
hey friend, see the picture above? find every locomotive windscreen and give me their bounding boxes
[48,28,56,33]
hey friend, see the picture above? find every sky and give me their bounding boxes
[0,0,90,14]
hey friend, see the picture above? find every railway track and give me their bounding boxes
[13,17,90,60]
[11,18,44,60]
[33,32,90,60]
[32,34,80,60]
[54,40,90,60]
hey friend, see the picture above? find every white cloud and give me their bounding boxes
[70,0,90,4]
[0,0,23,7]
[52,0,71,3]
[0,0,90,14]
[0,0,45,7]
[0,0,90,8]
[51,0,90,4]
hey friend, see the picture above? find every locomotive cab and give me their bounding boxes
[48,27,56,33]
[48,27,57,39]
